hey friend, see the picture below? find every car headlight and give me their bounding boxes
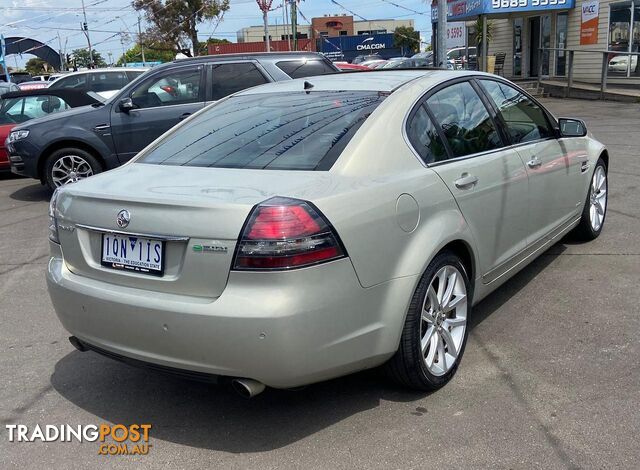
[48,188,61,244]
[8,129,29,143]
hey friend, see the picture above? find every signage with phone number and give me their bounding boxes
[432,0,575,21]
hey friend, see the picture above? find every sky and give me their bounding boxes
[1,0,433,68]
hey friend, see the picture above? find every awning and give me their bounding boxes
[431,0,576,22]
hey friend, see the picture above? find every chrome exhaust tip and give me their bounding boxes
[68,336,87,352]
[231,378,266,398]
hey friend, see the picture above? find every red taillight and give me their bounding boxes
[233,197,346,270]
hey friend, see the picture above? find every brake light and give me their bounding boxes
[233,197,346,270]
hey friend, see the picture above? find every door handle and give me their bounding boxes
[179,112,191,120]
[527,157,542,169]
[454,173,478,190]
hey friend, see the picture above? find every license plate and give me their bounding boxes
[101,233,164,276]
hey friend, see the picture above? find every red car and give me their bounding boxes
[0,89,100,171]
[334,62,371,71]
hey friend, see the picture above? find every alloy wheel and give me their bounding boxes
[419,265,468,376]
[51,155,94,187]
[589,166,607,232]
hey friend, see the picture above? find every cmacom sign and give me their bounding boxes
[318,33,398,61]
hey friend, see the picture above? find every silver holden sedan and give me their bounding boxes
[47,71,609,396]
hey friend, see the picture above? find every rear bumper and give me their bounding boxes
[47,243,416,388]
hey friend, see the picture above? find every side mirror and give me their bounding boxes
[118,97,136,113]
[558,117,587,137]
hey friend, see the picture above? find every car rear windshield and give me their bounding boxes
[137,91,387,171]
[276,60,337,78]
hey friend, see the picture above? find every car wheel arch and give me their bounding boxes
[38,140,105,182]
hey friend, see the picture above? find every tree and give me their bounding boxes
[25,58,51,75]
[134,0,230,57]
[71,49,107,68]
[117,44,175,65]
[197,37,231,56]
[393,26,420,55]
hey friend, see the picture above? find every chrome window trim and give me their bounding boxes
[75,224,190,242]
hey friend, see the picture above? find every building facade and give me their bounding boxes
[433,0,640,84]
[237,15,414,44]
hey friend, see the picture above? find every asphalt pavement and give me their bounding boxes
[0,98,638,469]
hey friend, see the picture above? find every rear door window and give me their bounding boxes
[406,104,448,163]
[426,81,502,158]
[276,60,336,78]
[210,62,269,101]
[137,91,386,170]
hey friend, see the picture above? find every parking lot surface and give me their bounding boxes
[1,98,638,469]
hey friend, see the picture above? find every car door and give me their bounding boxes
[109,65,205,162]
[477,78,584,245]
[206,61,270,104]
[414,79,530,281]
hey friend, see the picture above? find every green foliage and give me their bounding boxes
[474,18,494,48]
[393,26,420,54]
[71,49,107,68]
[117,44,175,65]
[25,58,51,75]
[134,0,230,56]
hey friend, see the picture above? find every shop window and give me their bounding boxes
[609,2,640,76]
[555,13,568,76]
[513,18,523,76]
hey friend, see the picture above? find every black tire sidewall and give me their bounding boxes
[44,148,102,190]
[580,159,608,239]
[409,251,472,389]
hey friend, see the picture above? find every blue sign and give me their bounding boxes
[432,0,575,21]
[318,33,397,61]
[125,61,162,67]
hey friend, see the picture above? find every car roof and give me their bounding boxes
[169,51,326,64]
[238,70,463,94]
[0,88,101,106]
[58,68,149,77]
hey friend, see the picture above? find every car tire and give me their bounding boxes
[44,148,103,190]
[571,158,608,241]
[385,250,472,391]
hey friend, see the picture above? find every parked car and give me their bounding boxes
[382,58,432,69]
[608,54,638,73]
[31,75,51,81]
[360,59,388,68]
[334,62,371,71]
[8,72,32,84]
[47,68,148,99]
[8,52,340,189]
[0,82,21,94]
[17,81,48,91]
[0,89,100,172]
[448,47,477,69]
[46,71,609,396]
[352,54,382,64]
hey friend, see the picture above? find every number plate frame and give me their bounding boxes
[100,233,166,277]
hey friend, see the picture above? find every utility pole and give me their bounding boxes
[436,0,447,69]
[137,16,146,66]
[290,0,298,51]
[120,32,128,67]
[80,0,93,68]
